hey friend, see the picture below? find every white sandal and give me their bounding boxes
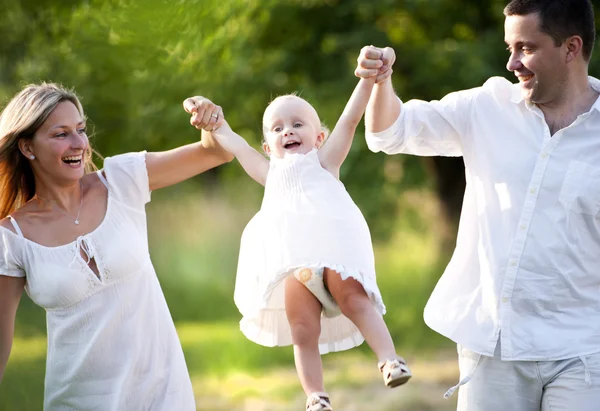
[378,358,412,388]
[306,392,333,411]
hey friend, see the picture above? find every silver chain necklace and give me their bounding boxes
[36,181,84,225]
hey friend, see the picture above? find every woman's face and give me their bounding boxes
[26,101,88,183]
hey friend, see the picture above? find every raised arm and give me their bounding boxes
[209,122,270,186]
[0,274,25,384]
[145,96,234,191]
[355,46,401,133]
[318,77,376,177]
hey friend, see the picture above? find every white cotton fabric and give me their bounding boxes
[365,76,600,361]
[0,152,195,411]
[234,149,386,354]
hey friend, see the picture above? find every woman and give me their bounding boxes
[0,82,232,410]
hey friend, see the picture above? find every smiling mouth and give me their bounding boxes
[284,141,301,149]
[62,155,83,165]
[519,74,534,83]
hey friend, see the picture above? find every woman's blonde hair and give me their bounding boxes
[0,83,98,219]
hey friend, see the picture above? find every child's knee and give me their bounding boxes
[338,290,370,317]
[290,319,321,346]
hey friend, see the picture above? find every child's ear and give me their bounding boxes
[315,131,326,148]
[262,142,272,155]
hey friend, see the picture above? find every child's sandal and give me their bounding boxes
[378,358,412,388]
[306,392,333,411]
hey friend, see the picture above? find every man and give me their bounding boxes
[355,1,600,410]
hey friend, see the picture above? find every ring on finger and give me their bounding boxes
[211,113,218,118]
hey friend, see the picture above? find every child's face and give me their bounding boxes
[262,96,324,158]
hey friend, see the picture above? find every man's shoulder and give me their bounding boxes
[475,76,520,104]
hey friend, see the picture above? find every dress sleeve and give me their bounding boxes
[101,151,151,209]
[0,229,25,278]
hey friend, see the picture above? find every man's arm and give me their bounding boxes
[355,46,401,133]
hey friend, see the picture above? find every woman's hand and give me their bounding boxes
[183,96,224,131]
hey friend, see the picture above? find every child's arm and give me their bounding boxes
[210,122,270,186]
[318,77,376,178]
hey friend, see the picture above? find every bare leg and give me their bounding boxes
[324,268,397,362]
[285,275,325,396]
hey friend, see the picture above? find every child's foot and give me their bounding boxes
[306,392,333,411]
[378,357,412,388]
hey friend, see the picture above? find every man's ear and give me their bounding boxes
[315,131,326,148]
[262,142,271,156]
[565,35,583,63]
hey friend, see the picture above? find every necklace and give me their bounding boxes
[36,181,84,225]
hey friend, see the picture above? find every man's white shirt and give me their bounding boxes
[366,76,600,361]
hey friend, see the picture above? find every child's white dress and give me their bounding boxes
[234,149,386,354]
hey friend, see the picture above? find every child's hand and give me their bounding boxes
[355,45,395,83]
[183,96,224,131]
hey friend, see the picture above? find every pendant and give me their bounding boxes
[74,219,80,225]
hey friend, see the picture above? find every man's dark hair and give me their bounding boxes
[504,0,596,61]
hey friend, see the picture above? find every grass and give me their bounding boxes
[0,183,457,410]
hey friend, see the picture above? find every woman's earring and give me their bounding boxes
[30,155,35,160]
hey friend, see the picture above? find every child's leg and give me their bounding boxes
[285,275,325,396]
[323,268,397,362]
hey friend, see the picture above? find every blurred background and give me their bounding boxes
[1,0,599,410]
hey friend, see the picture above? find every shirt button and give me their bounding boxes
[541,152,549,159]
[520,224,527,230]
[529,187,537,194]
[510,260,517,267]
[502,297,509,303]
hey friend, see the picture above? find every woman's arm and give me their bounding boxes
[210,122,269,186]
[145,96,234,191]
[318,77,376,177]
[0,275,25,384]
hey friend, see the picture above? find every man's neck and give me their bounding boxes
[537,74,598,135]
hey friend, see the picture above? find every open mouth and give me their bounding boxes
[62,155,83,166]
[518,74,534,83]
[284,141,301,150]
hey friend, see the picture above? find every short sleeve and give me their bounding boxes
[102,151,151,209]
[0,229,25,278]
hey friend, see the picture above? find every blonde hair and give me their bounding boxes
[0,83,98,218]
[261,94,330,146]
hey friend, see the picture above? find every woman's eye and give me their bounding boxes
[77,128,87,134]
[55,133,67,138]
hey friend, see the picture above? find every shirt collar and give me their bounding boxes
[510,76,600,113]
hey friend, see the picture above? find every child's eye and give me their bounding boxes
[273,127,282,132]
[293,123,302,128]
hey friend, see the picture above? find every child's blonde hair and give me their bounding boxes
[261,94,329,149]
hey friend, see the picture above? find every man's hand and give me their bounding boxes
[355,45,396,83]
[183,96,224,131]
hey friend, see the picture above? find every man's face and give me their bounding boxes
[504,13,567,105]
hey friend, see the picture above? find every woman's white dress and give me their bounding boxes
[234,149,386,354]
[0,152,195,411]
